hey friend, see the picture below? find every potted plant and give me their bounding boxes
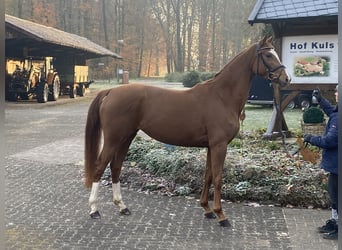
[301,106,325,136]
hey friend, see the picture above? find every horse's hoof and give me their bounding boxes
[90,211,101,219]
[120,208,131,216]
[219,219,231,227]
[204,212,216,219]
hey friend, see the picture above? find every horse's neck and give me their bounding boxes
[209,47,256,112]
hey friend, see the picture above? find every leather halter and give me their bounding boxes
[255,44,286,81]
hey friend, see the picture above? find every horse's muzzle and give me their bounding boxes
[269,70,291,87]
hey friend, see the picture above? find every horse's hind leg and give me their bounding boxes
[110,139,134,216]
[200,149,216,219]
[89,182,101,219]
[88,145,114,219]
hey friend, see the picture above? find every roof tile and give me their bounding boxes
[248,0,337,23]
[5,14,121,59]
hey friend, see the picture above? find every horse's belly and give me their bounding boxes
[141,124,208,147]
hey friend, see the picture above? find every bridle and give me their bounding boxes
[255,43,289,151]
[255,44,286,83]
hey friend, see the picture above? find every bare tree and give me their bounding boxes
[197,0,210,72]
[150,0,175,74]
[101,0,110,49]
[5,0,264,77]
[171,0,183,72]
[210,0,218,71]
[185,1,195,71]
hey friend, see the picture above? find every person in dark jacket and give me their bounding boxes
[304,85,338,240]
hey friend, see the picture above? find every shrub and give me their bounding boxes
[200,72,216,81]
[118,135,329,208]
[182,70,201,88]
[303,107,324,123]
[165,71,216,87]
[164,72,184,82]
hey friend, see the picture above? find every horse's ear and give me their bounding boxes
[261,36,268,44]
[266,36,273,44]
[260,35,272,46]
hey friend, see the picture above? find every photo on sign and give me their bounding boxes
[293,56,330,77]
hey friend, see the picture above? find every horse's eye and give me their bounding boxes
[265,53,272,58]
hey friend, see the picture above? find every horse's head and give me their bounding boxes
[254,36,291,88]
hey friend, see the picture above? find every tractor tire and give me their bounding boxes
[21,93,33,100]
[48,75,60,101]
[77,83,86,97]
[69,84,77,98]
[37,82,49,103]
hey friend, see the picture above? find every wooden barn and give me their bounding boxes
[5,14,121,102]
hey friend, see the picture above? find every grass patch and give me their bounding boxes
[242,104,304,133]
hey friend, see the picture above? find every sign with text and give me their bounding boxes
[282,35,338,84]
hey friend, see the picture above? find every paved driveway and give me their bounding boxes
[5,84,338,250]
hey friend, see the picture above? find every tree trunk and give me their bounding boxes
[198,0,210,72]
[171,0,183,72]
[137,5,146,77]
[210,0,217,71]
[186,1,196,71]
[101,0,109,49]
[150,0,174,74]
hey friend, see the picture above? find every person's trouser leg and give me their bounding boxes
[328,173,338,220]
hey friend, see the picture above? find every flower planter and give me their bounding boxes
[301,120,326,136]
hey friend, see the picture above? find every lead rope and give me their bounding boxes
[273,85,290,156]
[239,109,246,163]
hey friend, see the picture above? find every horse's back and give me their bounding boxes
[102,83,196,112]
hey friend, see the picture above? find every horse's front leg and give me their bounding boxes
[200,149,216,219]
[210,144,230,227]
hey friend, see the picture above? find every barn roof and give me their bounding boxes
[5,14,121,60]
[248,0,338,24]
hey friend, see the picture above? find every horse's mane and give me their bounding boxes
[199,48,249,86]
[188,38,272,87]
[210,37,274,81]
[211,43,258,80]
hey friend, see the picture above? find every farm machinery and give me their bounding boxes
[5,56,93,103]
[5,57,60,103]
[57,64,94,99]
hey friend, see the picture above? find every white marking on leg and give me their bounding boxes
[89,182,100,214]
[112,182,127,211]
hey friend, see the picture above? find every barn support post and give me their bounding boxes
[263,107,289,139]
[263,83,290,139]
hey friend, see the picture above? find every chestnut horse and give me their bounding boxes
[84,36,291,227]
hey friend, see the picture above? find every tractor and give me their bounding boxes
[5,57,60,103]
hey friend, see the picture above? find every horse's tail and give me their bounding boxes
[84,89,110,188]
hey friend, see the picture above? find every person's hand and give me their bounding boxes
[312,89,322,102]
[303,134,313,144]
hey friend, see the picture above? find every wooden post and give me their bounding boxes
[263,83,289,139]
